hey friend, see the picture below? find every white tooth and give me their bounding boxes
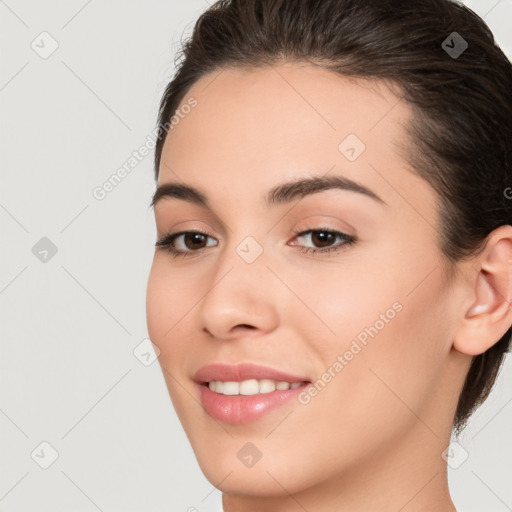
[259,379,276,393]
[239,379,260,395]
[209,379,303,394]
[222,381,239,395]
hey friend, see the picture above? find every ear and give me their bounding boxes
[453,225,512,356]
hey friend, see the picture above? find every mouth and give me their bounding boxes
[193,362,312,424]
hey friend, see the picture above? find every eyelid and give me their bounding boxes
[290,214,356,236]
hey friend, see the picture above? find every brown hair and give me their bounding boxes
[154,0,512,435]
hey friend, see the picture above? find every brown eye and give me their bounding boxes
[291,228,357,256]
[309,231,336,248]
[155,230,218,257]
[182,232,208,250]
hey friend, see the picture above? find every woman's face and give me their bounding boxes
[146,63,468,499]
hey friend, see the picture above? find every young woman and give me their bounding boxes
[146,1,512,510]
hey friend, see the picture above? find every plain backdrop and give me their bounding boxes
[1,1,511,511]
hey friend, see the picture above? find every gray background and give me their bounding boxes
[1,1,511,511]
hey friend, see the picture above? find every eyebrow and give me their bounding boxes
[150,174,386,210]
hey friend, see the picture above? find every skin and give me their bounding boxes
[146,62,512,512]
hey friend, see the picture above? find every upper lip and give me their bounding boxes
[193,362,310,384]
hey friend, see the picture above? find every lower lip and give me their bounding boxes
[197,383,309,424]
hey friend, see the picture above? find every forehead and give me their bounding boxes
[185,62,403,119]
[162,62,410,169]
[158,63,427,212]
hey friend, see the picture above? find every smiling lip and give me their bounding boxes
[193,362,309,384]
[193,363,311,424]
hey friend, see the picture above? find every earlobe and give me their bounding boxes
[453,227,512,357]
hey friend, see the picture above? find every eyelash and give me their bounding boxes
[155,227,357,259]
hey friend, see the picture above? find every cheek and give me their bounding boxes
[297,245,452,435]
[146,259,167,340]
[309,230,449,365]
[146,260,197,419]
[309,269,452,449]
[146,256,191,330]
[146,258,188,362]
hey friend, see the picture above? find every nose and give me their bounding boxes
[197,248,280,341]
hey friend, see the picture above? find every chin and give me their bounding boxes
[187,431,333,498]
[198,455,307,497]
